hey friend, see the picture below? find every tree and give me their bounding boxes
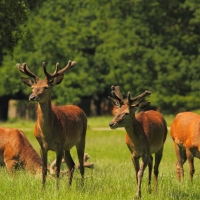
[1,0,200,120]
[0,0,45,120]
[95,0,200,113]
[0,0,46,61]
[5,0,103,116]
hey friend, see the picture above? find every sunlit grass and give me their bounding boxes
[0,115,200,199]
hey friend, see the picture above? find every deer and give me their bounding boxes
[0,127,42,174]
[16,60,87,189]
[108,86,167,199]
[170,111,200,182]
[0,126,93,175]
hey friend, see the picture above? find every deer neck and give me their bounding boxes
[23,149,42,172]
[124,114,139,142]
[36,100,53,128]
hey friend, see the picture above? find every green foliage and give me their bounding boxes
[0,0,47,54]
[0,0,28,53]
[1,0,200,113]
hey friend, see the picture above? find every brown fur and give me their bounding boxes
[35,102,87,189]
[170,112,200,181]
[0,127,42,174]
[17,61,87,189]
[109,90,167,199]
[0,125,92,175]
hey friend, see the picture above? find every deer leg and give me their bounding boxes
[126,139,140,184]
[131,155,140,184]
[4,145,18,175]
[55,149,63,189]
[135,155,149,199]
[76,140,85,186]
[174,143,186,181]
[50,158,65,174]
[154,147,164,193]
[64,150,75,186]
[186,149,195,182]
[147,155,153,193]
[4,159,17,175]
[40,148,48,189]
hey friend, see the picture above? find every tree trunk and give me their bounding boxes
[0,96,9,121]
[78,97,91,116]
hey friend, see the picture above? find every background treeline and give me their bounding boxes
[1,0,200,120]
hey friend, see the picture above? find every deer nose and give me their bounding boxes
[109,122,115,127]
[29,94,37,101]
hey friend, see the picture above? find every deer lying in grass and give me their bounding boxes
[108,86,167,199]
[0,127,93,176]
[0,127,42,174]
[16,60,87,189]
[170,112,200,182]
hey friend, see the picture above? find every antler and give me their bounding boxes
[16,63,39,82]
[43,60,76,80]
[127,90,152,106]
[111,85,124,105]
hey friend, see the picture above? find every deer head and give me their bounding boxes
[16,60,76,103]
[108,85,151,129]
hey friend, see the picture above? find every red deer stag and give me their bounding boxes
[16,60,87,189]
[170,112,200,182]
[108,86,167,199]
[0,127,42,174]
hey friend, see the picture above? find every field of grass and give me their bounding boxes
[0,115,200,200]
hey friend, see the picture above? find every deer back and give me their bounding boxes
[122,110,167,155]
[170,112,200,149]
[136,110,167,148]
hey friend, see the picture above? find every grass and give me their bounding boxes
[0,115,200,199]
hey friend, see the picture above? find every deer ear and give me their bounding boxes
[108,96,121,108]
[138,101,150,109]
[50,74,64,86]
[20,77,34,87]
[129,102,150,110]
[129,103,140,108]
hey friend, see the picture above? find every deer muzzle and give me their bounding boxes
[109,121,117,129]
[29,94,38,101]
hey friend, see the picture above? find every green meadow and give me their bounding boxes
[0,115,200,200]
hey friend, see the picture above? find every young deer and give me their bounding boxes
[170,112,200,182]
[16,60,87,189]
[108,86,167,199]
[0,127,42,174]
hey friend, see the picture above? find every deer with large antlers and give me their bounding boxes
[108,86,167,199]
[16,60,87,189]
